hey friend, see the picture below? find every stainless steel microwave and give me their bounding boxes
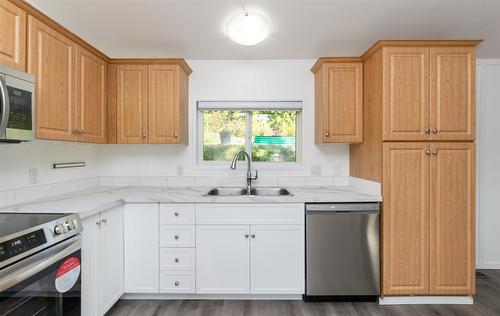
[0,65,35,143]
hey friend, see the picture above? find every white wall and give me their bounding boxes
[476,59,500,269]
[0,141,99,207]
[98,60,349,185]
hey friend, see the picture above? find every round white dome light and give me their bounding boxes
[226,12,269,46]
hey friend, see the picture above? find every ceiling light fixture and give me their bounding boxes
[226,12,269,46]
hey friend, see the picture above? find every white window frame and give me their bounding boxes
[196,103,303,170]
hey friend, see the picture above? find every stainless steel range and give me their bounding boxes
[0,213,82,315]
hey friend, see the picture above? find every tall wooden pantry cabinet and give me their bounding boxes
[350,40,481,296]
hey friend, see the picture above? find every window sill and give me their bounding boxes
[193,161,304,171]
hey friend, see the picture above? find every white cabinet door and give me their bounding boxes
[196,225,250,294]
[81,213,100,316]
[124,203,159,293]
[99,206,124,314]
[250,225,305,294]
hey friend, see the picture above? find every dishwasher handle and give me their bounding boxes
[305,203,380,213]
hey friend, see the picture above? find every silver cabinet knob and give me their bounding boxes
[95,221,101,226]
[174,281,179,286]
[174,212,179,217]
[174,234,179,240]
[173,133,178,138]
[101,218,107,224]
[425,128,431,134]
[425,149,431,155]
[251,233,256,238]
[141,133,146,138]
[325,132,330,137]
[432,150,438,155]
[174,258,179,263]
[431,128,438,134]
[72,129,83,135]
[244,233,249,238]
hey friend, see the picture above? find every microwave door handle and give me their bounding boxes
[0,236,81,292]
[0,76,10,137]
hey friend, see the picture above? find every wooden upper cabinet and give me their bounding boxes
[312,59,363,143]
[148,64,188,144]
[382,142,430,295]
[116,65,148,144]
[75,46,107,143]
[383,47,430,141]
[0,0,26,71]
[28,16,77,141]
[430,47,476,141]
[429,142,475,295]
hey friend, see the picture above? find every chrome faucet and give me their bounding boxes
[230,151,258,194]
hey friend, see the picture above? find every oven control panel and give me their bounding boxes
[0,229,47,263]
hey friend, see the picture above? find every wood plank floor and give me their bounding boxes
[106,270,500,316]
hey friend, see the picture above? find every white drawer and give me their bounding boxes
[160,248,195,271]
[196,203,304,225]
[160,225,195,247]
[160,271,195,294]
[160,204,195,225]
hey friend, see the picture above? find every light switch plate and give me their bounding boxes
[311,165,322,176]
[29,168,39,185]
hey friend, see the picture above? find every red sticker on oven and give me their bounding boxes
[55,257,81,293]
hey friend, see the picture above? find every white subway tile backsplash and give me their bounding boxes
[112,176,140,186]
[253,176,279,187]
[99,176,113,186]
[305,176,333,186]
[195,176,222,187]
[140,176,168,186]
[278,176,306,187]
[221,176,246,187]
[0,190,15,208]
[168,176,195,187]
[333,176,349,186]
[14,186,52,204]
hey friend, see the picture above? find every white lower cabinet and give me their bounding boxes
[250,225,304,294]
[124,203,159,293]
[196,225,251,294]
[81,205,124,316]
[160,270,196,293]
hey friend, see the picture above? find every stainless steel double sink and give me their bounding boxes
[205,187,292,196]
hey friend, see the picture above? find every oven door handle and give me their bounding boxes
[0,236,81,292]
[0,76,10,137]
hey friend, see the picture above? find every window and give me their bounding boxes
[198,101,301,164]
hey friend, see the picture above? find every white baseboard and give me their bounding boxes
[122,293,303,300]
[379,296,473,305]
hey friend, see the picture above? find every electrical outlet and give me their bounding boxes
[29,168,39,185]
[176,165,184,176]
[311,165,322,176]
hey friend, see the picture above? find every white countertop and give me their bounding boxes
[0,185,382,219]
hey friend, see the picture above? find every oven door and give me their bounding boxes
[0,236,81,316]
[0,73,34,143]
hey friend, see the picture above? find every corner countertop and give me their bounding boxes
[0,185,382,219]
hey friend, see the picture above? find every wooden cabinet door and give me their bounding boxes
[0,0,26,71]
[116,65,148,144]
[75,46,106,143]
[196,225,250,294]
[429,142,475,295]
[321,62,363,143]
[382,142,430,295]
[383,47,430,141]
[99,206,124,314]
[430,47,476,141]
[124,203,159,293]
[250,225,304,294]
[148,65,180,144]
[80,213,100,316]
[28,16,76,141]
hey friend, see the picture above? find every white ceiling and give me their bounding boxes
[27,0,500,59]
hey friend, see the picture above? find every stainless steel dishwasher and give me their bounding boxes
[305,203,380,301]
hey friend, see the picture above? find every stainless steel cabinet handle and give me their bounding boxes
[174,258,179,263]
[244,233,249,238]
[0,77,10,137]
[174,234,179,240]
[425,128,431,134]
[251,233,256,238]
[174,281,180,286]
[174,212,179,217]
[431,128,438,134]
